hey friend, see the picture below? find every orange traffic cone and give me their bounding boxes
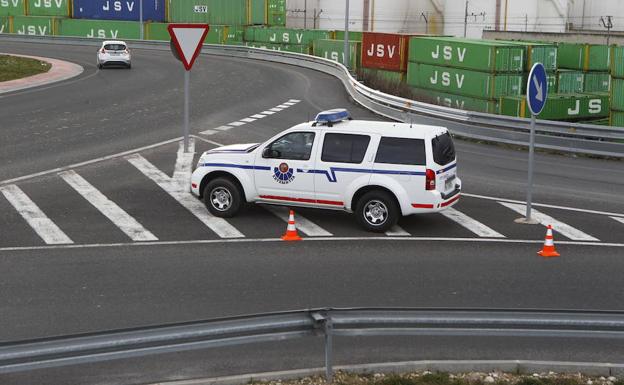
[538,225,560,257]
[281,210,302,241]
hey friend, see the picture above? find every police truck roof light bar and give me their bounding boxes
[313,109,352,127]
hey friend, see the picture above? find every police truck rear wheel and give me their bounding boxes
[204,178,242,218]
[356,191,399,233]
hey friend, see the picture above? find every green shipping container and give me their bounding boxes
[612,46,624,79]
[408,36,525,73]
[249,0,266,25]
[12,15,55,35]
[225,27,244,43]
[26,0,69,16]
[335,30,363,41]
[500,93,609,120]
[411,87,499,114]
[611,78,624,111]
[407,62,524,99]
[0,0,24,16]
[611,111,624,127]
[248,26,334,46]
[359,68,404,84]
[313,39,361,70]
[267,0,285,26]
[584,72,610,93]
[496,41,557,72]
[558,43,611,72]
[246,41,310,54]
[557,70,584,93]
[0,15,10,33]
[167,0,246,26]
[146,23,228,44]
[58,18,140,39]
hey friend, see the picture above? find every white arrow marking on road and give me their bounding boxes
[533,76,544,102]
[60,171,158,242]
[0,184,73,245]
[500,202,599,241]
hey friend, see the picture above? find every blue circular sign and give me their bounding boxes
[527,63,548,115]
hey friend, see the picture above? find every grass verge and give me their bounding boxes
[0,54,51,82]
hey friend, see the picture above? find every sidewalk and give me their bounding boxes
[0,53,84,94]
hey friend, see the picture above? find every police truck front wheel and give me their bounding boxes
[204,178,243,218]
[355,191,399,233]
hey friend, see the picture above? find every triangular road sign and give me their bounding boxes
[168,24,210,71]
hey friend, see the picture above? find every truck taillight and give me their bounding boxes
[425,169,436,191]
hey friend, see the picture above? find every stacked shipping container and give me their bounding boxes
[611,46,624,127]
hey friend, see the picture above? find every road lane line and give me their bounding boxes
[276,105,289,108]
[250,114,266,119]
[240,118,257,123]
[213,126,232,131]
[126,154,244,239]
[0,185,73,245]
[59,171,157,242]
[282,102,297,106]
[269,108,283,112]
[288,99,301,103]
[263,206,333,237]
[611,216,624,226]
[173,138,195,192]
[440,207,505,238]
[499,202,599,241]
[199,129,217,136]
[386,225,410,236]
[229,121,246,127]
[261,111,276,115]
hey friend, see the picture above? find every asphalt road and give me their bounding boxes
[0,40,623,384]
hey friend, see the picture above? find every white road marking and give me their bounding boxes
[59,171,157,242]
[288,99,301,103]
[282,102,297,106]
[213,126,232,131]
[192,135,223,147]
[126,153,244,239]
[0,184,73,245]
[2,237,622,253]
[229,121,246,127]
[269,108,283,112]
[611,216,624,226]
[263,206,333,237]
[440,207,505,238]
[276,105,289,108]
[386,225,410,236]
[199,129,217,136]
[499,202,599,241]
[0,136,183,187]
[261,110,276,115]
[250,114,266,119]
[462,192,624,218]
[173,138,195,192]
[240,118,257,123]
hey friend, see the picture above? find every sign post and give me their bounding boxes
[518,63,548,224]
[168,24,210,153]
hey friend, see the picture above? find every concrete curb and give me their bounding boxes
[0,53,84,94]
[150,360,624,385]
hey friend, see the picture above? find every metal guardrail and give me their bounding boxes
[1,308,624,380]
[2,34,623,157]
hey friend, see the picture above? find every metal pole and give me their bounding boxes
[184,70,190,153]
[139,0,144,40]
[463,1,469,38]
[525,113,536,221]
[324,317,333,383]
[304,0,307,29]
[344,0,350,69]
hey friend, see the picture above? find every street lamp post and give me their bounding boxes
[344,0,350,70]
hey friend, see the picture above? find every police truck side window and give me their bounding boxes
[375,137,426,165]
[321,133,371,164]
[267,132,315,161]
[432,133,456,166]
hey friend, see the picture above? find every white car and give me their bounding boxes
[191,109,461,232]
[97,40,131,69]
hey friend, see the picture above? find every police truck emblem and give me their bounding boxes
[273,163,296,184]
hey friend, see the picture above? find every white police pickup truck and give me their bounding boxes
[191,109,460,232]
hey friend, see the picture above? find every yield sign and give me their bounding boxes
[168,24,210,71]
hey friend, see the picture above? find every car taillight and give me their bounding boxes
[425,169,436,191]
[100,48,106,54]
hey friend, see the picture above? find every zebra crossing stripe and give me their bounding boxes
[126,154,244,239]
[499,202,599,241]
[440,207,505,238]
[0,184,73,245]
[263,206,332,237]
[386,225,410,236]
[611,216,624,226]
[59,171,158,242]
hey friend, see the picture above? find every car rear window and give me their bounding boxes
[321,133,371,164]
[432,132,456,165]
[104,44,126,51]
[375,137,426,165]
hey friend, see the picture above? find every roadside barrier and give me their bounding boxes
[1,34,623,157]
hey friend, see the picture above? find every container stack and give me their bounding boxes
[611,46,624,127]
[358,32,413,85]
[243,26,334,54]
[313,39,362,70]
[407,37,526,114]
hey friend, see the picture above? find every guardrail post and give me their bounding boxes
[312,311,333,383]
